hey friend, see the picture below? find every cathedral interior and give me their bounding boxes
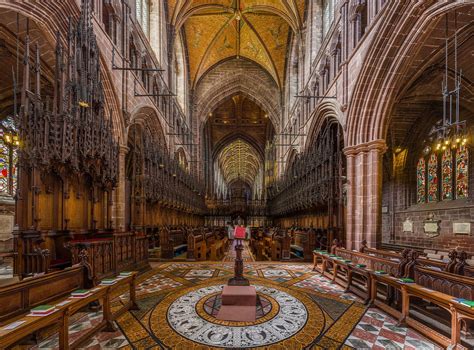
[0,0,474,349]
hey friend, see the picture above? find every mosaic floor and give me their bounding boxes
[16,247,443,349]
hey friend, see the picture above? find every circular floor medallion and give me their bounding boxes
[163,284,310,348]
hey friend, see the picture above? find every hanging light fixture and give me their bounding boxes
[432,11,467,151]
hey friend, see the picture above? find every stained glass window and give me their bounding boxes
[417,157,426,204]
[0,117,18,196]
[427,153,438,202]
[456,145,469,199]
[442,149,453,200]
[0,129,8,193]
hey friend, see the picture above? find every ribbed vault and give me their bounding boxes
[217,138,261,186]
[168,0,305,86]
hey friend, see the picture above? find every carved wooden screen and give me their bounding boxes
[16,1,118,232]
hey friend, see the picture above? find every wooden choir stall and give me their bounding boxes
[11,4,148,281]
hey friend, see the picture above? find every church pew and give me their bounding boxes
[0,271,138,350]
[187,228,206,261]
[66,231,148,285]
[290,228,318,261]
[209,228,228,260]
[329,246,474,347]
[313,248,400,304]
[0,265,85,323]
[159,227,187,259]
[369,269,474,349]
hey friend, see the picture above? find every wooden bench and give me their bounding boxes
[369,271,474,349]
[0,265,86,323]
[0,271,138,350]
[159,227,187,259]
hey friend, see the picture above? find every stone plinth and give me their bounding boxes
[217,285,257,322]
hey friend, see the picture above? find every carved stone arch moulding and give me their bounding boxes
[346,1,469,147]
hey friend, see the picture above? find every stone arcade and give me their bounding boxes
[0,1,474,349]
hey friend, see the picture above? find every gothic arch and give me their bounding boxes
[212,132,265,162]
[195,58,281,128]
[128,105,168,150]
[305,100,344,152]
[346,1,470,148]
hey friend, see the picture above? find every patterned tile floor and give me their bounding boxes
[345,309,443,350]
[7,243,446,349]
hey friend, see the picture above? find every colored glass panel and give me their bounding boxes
[11,147,17,194]
[427,153,438,202]
[442,149,453,200]
[417,157,426,203]
[456,145,469,199]
[0,137,8,194]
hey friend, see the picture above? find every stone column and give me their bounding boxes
[345,151,355,249]
[344,139,386,249]
[112,145,129,231]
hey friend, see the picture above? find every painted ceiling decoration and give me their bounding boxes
[217,138,261,186]
[168,0,305,87]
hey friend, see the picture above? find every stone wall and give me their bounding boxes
[0,196,14,252]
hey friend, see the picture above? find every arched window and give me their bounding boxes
[288,40,299,111]
[322,0,334,37]
[417,147,469,204]
[174,35,187,112]
[102,2,117,45]
[352,0,368,47]
[0,117,19,196]
[442,148,453,200]
[129,38,138,68]
[456,145,469,198]
[416,157,426,204]
[427,153,438,202]
[136,0,150,37]
[141,58,149,90]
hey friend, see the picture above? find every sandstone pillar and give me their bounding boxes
[344,140,386,249]
[112,145,129,231]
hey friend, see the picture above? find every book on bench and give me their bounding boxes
[355,264,366,268]
[29,305,56,316]
[453,298,474,307]
[70,289,91,298]
[100,278,117,285]
[374,270,387,275]
[397,278,415,283]
[118,271,133,277]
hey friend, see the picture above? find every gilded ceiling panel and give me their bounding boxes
[244,13,288,82]
[241,0,289,15]
[184,14,232,82]
[197,22,238,81]
[239,22,276,82]
[170,0,306,87]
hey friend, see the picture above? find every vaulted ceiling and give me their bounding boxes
[167,0,305,87]
[208,94,272,187]
[217,138,261,185]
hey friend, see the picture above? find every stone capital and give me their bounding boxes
[343,139,387,156]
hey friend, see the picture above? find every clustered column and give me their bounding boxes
[344,139,387,250]
[112,145,129,231]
